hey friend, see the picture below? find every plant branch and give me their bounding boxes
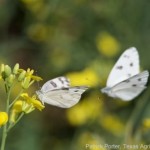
[7,112,24,132]
[124,88,150,144]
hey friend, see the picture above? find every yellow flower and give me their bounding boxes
[21,93,45,111]
[66,93,102,126]
[29,98,44,111]
[30,75,42,81]
[66,68,99,87]
[26,68,34,76]
[10,100,35,123]
[99,114,124,136]
[11,93,44,119]
[0,112,8,126]
[13,100,24,113]
[13,100,35,114]
[18,68,42,81]
[26,68,42,81]
[96,32,120,57]
[21,76,33,89]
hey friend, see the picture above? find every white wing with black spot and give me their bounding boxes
[36,76,88,108]
[41,77,70,93]
[37,86,88,108]
[111,71,149,101]
[107,47,139,87]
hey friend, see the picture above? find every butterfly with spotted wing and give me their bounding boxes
[36,76,88,108]
[101,47,149,101]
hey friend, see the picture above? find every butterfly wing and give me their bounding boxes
[111,71,149,101]
[107,47,140,87]
[41,76,70,93]
[39,86,88,108]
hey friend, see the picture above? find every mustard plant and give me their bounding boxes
[0,63,44,150]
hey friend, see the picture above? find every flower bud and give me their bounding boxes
[9,110,18,123]
[6,74,15,87]
[4,65,11,77]
[18,70,26,82]
[21,76,31,89]
[27,68,34,76]
[1,64,4,73]
[13,63,19,74]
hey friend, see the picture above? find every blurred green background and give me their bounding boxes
[0,0,150,149]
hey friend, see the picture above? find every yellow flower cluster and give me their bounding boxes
[96,32,120,57]
[0,63,42,89]
[10,93,44,123]
[0,112,8,127]
[0,63,44,128]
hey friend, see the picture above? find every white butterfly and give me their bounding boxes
[36,76,88,108]
[101,47,149,101]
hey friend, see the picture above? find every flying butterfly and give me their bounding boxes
[36,76,88,108]
[101,47,149,101]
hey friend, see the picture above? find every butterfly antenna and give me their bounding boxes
[35,71,41,89]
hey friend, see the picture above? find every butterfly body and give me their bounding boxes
[101,47,149,101]
[101,87,115,98]
[36,77,88,108]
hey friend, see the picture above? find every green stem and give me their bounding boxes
[9,89,24,108]
[0,126,7,150]
[7,112,24,132]
[0,85,11,150]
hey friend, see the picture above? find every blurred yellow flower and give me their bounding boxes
[27,24,50,42]
[66,93,102,126]
[96,32,120,57]
[99,114,124,136]
[143,118,150,129]
[20,0,45,14]
[0,112,8,126]
[66,68,99,87]
[77,132,106,150]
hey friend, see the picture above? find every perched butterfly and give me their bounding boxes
[36,76,88,108]
[101,47,149,101]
